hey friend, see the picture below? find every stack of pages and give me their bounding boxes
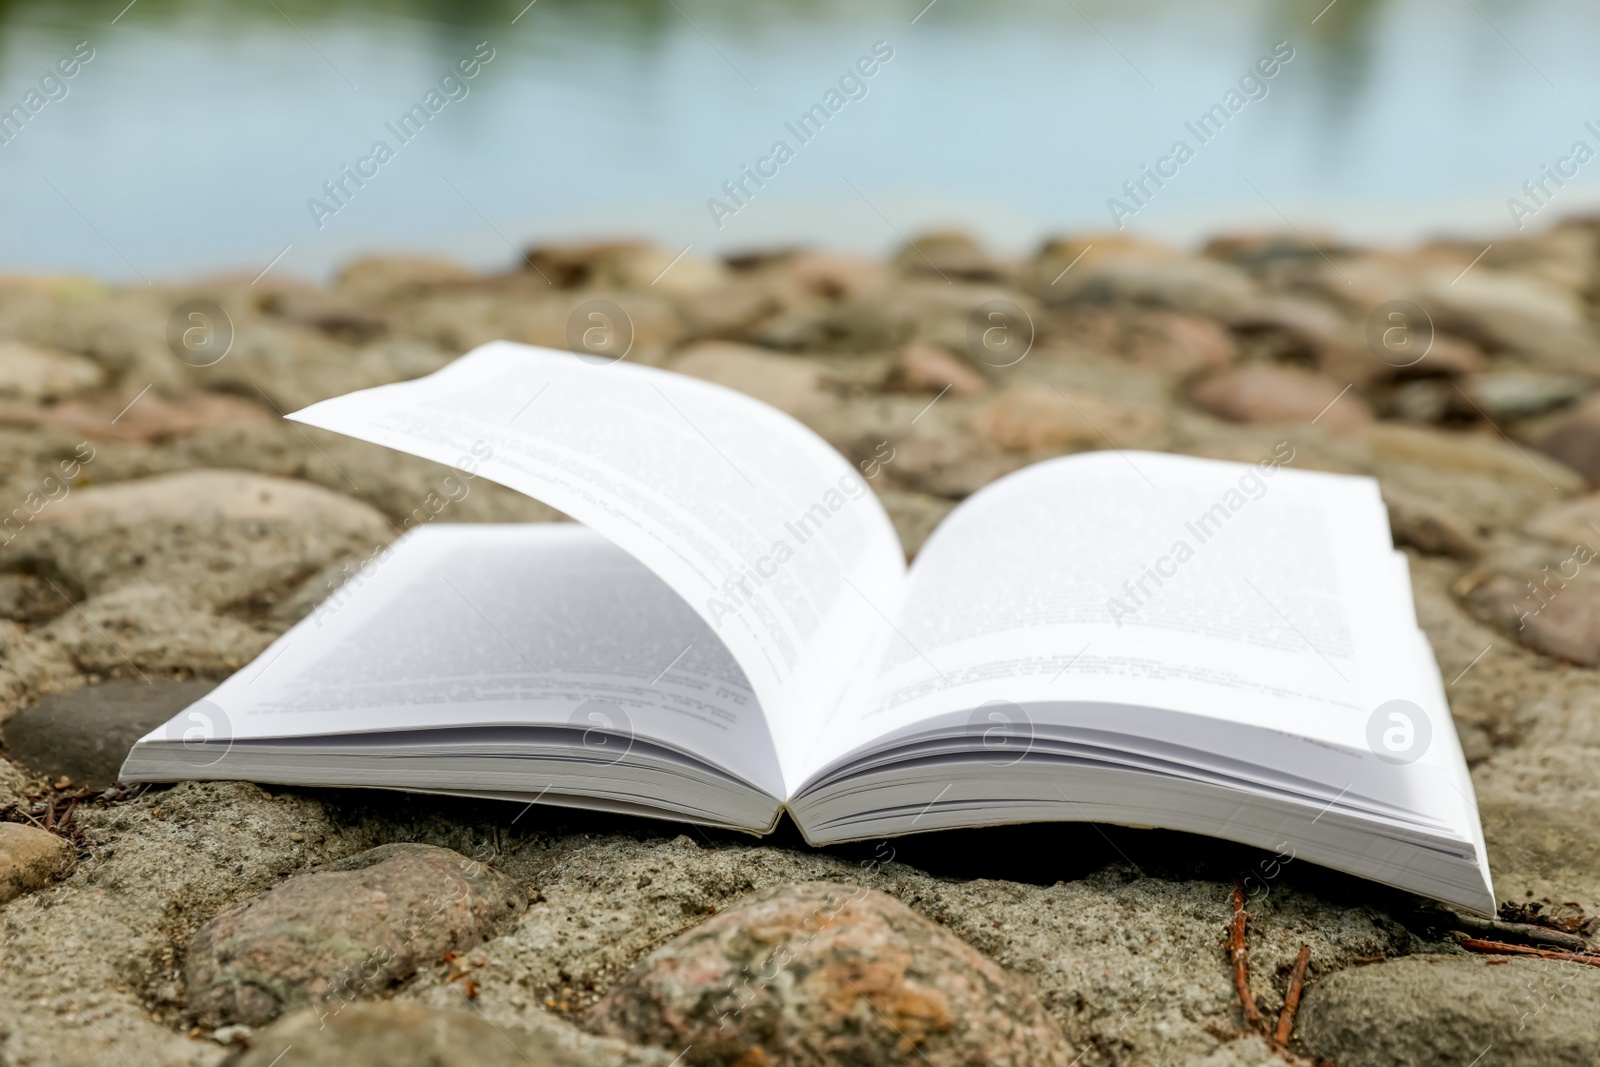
[123,342,1494,914]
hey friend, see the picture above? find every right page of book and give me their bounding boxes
[807,449,1472,827]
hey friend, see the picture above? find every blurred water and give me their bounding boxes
[0,0,1596,281]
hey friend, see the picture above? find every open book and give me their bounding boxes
[122,341,1494,914]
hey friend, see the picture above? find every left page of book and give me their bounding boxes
[287,342,906,790]
[128,523,787,800]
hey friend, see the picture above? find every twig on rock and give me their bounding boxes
[1449,912,1591,953]
[1273,944,1310,1046]
[1229,878,1262,1031]
[1455,934,1600,968]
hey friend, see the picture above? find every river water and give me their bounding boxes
[1,0,1596,281]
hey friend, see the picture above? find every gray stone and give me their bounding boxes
[1459,370,1593,420]
[3,679,216,790]
[1458,572,1600,665]
[587,880,1075,1067]
[665,342,834,417]
[1535,394,1600,483]
[186,843,525,1027]
[226,1002,672,1067]
[1383,486,1483,559]
[0,822,74,904]
[1297,954,1600,1067]
[894,231,1008,282]
[1191,364,1371,430]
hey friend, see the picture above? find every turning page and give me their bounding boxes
[288,342,906,788]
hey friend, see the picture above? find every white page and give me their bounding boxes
[808,452,1463,813]
[287,343,906,790]
[139,524,787,798]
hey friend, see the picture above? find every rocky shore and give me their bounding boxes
[4,223,1600,1065]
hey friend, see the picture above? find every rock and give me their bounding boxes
[0,572,58,623]
[1226,297,1349,358]
[1383,487,1482,559]
[1297,954,1600,1067]
[335,255,476,301]
[3,679,216,790]
[1458,572,1600,665]
[894,231,1007,282]
[1419,268,1600,366]
[879,433,1024,499]
[262,290,390,343]
[0,342,102,401]
[1190,364,1371,431]
[524,241,724,296]
[1468,743,1600,905]
[1524,494,1600,548]
[1368,422,1586,494]
[1534,393,1600,483]
[0,389,275,443]
[0,823,74,904]
[1034,238,1256,316]
[587,880,1074,1067]
[226,1003,672,1067]
[1121,312,1238,376]
[892,345,988,396]
[1387,378,1454,422]
[35,469,392,540]
[665,342,833,417]
[185,843,525,1027]
[972,386,1163,453]
[1187,1035,1286,1067]
[1459,371,1593,420]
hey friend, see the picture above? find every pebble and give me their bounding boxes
[1297,954,1600,1067]
[35,468,393,539]
[1523,494,1600,548]
[1458,572,1600,665]
[334,254,477,301]
[971,386,1162,453]
[2,390,275,443]
[1120,311,1238,375]
[1042,245,1256,316]
[185,843,525,1027]
[1382,487,1483,559]
[0,822,74,904]
[225,1002,672,1067]
[894,231,1007,282]
[893,344,988,396]
[587,880,1075,1066]
[1459,370,1594,420]
[1190,363,1371,430]
[1367,422,1586,493]
[1534,394,1600,483]
[666,341,833,416]
[525,240,724,296]
[2,679,216,790]
[0,341,102,401]
[1421,268,1593,363]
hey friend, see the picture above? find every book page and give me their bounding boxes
[156,524,787,799]
[288,342,906,789]
[810,451,1447,782]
